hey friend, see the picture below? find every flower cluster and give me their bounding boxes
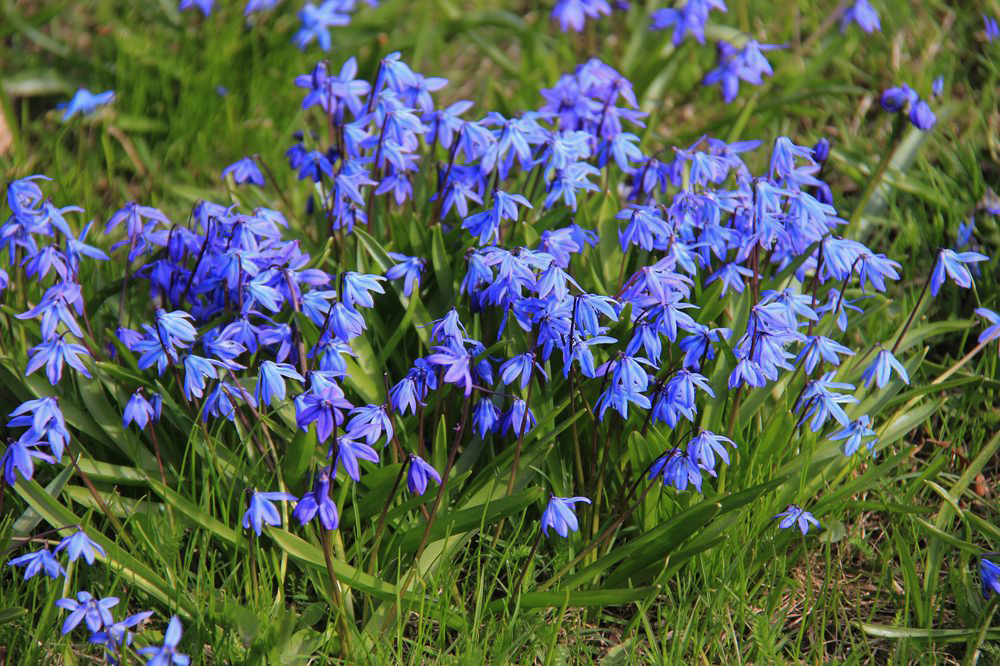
[880,83,937,130]
[4,1,999,657]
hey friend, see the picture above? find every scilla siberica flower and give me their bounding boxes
[293,467,339,530]
[840,0,880,33]
[334,436,379,481]
[406,454,442,495]
[57,88,114,120]
[773,505,820,535]
[981,558,1000,599]
[55,591,119,635]
[137,615,189,665]
[55,528,105,565]
[541,495,591,537]
[385,252,425,297]
[552,0,612,32]
[862,347,909,389]
[255,361,305,406]
[179,0,213,15]
[975,308,1000,344]
[651,0,727,45]
[123,390,157,430]
[831,415,878,456]
[89,610,153,655]
[221,156,265,186]
[7,547,65,580]
[1,439,55,484]
[930,249,989,296]
[985,14,999,42]
[649,448,705,492]
[243,490,297,536]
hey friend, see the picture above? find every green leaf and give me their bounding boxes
[859,623,1000,642]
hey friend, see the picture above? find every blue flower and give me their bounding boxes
[345,403,393,446]
[773,505,820,535]
[975,308,1000,344]
[243,490,297,536]
[552,0,611,32]
[703,40,779,103]
[292,1,351,51]
[649,448,705,492]
[932,76,944,97]
[341,272,386,310]
[88,610,152,655]
[501,399,536,436]
[831,415,878,456]
[55,529,106,565]
[880,84,918,112]
[255,361,305,407]
[686,430,736,473]
[26,337,92,385]
[244,0,278,14]
[122,389,156,430]
[57,89,114,120]
[7,547,65,580]
[840,0,880,33]
[499,352,547,390]
[221,157,265,186]
[295,381,352,442]
[8,396,70,461]
[909,100,936,130]
[985,14,999,42]
[862,348,909,389]
[427,345,474,396]
[540,495,591,537]
[181,355,219,401]
[930,249,988,296]
[155,308,197,348]
[137,615,188,665]
[179,0,213,15]
[1,439,55,484]
[407,455,442,495]
[472,398,501,438]
[335,436,379,481]
[651,0,727,45]
[797,336,855,373]
[55,591,118,635]
[797,373,859,432]
[292,467,339,530]
[981,558,1000,599]
[386,253,425,297]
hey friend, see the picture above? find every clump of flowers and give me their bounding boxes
[2,2,998,660]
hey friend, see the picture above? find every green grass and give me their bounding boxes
[2,0,1000,663]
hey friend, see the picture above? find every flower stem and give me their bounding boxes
[890,251,939,354]
[510,529,543,602]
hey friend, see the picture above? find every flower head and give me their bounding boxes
[975,308,1000,344]
[540,495,591,537]
[7,547,65,580]
[243,490,297,536]
[55,529,106,565]
[55,591,119,635]
[981,558,1000,599]
[406,454,442,495]
[58,89,114,120]
[221,157,265,186]
[773,504,820,535]
[137,615,189,665]
[292,467,339,530]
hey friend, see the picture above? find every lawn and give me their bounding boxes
[1,0,999,663]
